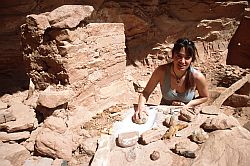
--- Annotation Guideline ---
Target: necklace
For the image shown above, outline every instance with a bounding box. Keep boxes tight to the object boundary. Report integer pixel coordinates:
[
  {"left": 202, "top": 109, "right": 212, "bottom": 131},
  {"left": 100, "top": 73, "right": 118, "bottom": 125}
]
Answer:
[{"left": 172, "top": 66, "right": 187, "bottom": 87}]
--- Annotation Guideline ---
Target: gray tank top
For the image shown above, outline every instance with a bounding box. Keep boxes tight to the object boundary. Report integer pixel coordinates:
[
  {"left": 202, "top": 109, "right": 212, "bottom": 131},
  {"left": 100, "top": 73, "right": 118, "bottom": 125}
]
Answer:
[{"left": 161, "top": 63, "right": 196, "bottom": 104}]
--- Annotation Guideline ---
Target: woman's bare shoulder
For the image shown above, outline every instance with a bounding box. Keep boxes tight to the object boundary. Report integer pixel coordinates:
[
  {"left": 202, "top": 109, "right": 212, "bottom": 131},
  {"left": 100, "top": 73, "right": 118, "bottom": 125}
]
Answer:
[
  {"left": 192, "top": 67, "right": 206, "bottom": 82},
  {"left": 157, "top": 63, "right": 170, "bottom": 72},
  {"left": 152, "top": 64, "right": 170, "bottom": 81}
]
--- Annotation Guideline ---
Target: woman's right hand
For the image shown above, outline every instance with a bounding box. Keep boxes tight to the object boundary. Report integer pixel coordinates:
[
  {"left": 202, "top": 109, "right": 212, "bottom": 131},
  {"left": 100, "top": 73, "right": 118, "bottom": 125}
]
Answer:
[{"left": 132, "top": 105, "right": 147, "bottom": 122}]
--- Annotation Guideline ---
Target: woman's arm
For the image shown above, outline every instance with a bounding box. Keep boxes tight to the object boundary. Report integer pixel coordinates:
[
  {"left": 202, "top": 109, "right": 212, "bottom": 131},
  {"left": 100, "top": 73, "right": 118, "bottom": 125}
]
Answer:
[
  {"left": 133, "top": 66, "right": 162, "bottom": 120},
  {"left": 186, "top": 71, "right": 209, "bottom": 107}
]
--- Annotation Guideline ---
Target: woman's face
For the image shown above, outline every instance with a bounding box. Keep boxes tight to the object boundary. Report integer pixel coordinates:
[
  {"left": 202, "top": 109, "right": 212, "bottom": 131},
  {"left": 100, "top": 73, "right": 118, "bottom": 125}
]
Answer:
[{"left": 173, "top": 47, "right": 193, "bottom": 71}]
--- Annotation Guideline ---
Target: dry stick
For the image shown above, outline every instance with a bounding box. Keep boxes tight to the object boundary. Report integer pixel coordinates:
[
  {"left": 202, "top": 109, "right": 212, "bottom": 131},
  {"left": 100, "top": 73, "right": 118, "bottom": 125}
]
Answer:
[{"left": 212, "top": 74, "right": 250, "bottom": 108}]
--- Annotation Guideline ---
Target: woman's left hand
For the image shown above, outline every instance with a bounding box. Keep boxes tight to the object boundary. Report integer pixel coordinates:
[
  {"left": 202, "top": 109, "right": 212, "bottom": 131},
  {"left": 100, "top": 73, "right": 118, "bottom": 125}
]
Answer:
[{"left": 172, "top": 101, "right": 185, "bottom": 106}]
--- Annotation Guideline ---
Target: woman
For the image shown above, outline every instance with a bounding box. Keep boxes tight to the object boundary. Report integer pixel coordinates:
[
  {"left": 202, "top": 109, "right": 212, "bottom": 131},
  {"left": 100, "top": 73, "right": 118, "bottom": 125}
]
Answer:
[{"left": 133, "top": 38, "right": 209, "bottom": 121}]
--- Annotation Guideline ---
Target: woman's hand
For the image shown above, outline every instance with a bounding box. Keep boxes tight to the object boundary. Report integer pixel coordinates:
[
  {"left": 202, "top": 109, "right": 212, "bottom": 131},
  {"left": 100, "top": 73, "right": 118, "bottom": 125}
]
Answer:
[
  {"left": 132, "top": 105, "right": 148, "bottom": 122},
  {"left": 172, "top": 101, "right": 186, "bottom": 106}
]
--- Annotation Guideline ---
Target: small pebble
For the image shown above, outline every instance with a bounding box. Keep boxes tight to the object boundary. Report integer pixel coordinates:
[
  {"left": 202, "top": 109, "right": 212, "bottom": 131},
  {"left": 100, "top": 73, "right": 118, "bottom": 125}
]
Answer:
[{"left": 150, "top": 151, "right": 160, "bottom": 161}]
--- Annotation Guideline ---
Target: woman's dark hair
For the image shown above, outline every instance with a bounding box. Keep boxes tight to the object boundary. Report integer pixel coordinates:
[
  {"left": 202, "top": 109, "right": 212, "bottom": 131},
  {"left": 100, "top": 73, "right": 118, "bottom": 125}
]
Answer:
[
  {"left": 172, "top": 38, "right": 198, "bottom": 62},
  {"left": 172, "top": 38, "right": 198, "bottom": 90}
]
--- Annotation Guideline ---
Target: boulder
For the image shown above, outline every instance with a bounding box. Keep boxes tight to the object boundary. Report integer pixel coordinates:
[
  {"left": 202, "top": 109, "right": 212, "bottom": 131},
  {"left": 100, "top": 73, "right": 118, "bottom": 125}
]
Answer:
[
  {"left": 0, "top": 143, "right": 30, "bottom": 166},
  {"left": 43, "top": 116, "right": 67, "bottom": 134},
  {"left": 0, "top": 103, "right": 37, "bottom": 132},
  {"left": 48, "top": 5, "right": 94, "bottom": 28},
  {"left": 37, "top": 86, "right": 74, "bottom": 109},
  {"left": 26, "top": 14, "right": 50, "bottom": 34},
  {"left": 192, "top": 127, "right": 250, "bottom": 166},
  {"left": 224, "top": 94, "right": 250, "bottom": 107},
  {"left": 35, "top": 128, "right": 73, "bottom": 161}
]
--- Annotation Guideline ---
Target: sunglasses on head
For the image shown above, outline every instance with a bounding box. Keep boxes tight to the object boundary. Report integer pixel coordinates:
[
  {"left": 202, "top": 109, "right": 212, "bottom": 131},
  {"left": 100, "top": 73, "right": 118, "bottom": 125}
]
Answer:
[{"left": 176, "top": 38, "right": 194, "bottom": 46}]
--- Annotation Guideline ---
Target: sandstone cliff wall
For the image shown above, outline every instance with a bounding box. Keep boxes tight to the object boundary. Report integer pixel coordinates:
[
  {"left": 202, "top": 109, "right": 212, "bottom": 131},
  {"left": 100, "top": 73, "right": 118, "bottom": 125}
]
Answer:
[{"left": 0, "top": 0, "right": 249, "bottom": 93}]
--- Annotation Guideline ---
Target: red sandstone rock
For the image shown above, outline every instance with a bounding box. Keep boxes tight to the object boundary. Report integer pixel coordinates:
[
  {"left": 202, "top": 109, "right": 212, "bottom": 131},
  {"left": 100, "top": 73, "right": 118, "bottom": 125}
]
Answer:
[
  {"left": 35, "top": 128, "right": 73, "bottom": 160},
  {"left": 37, "top": 86, "right": 74, "bottom": 109},
  {"left": 48, "top": 5, "right": 94, "bottom": 29},
  {"left": 140, "top": 129, "right": 165, "bottom": 144},
  {"left": 192, "top": 127, "right": 250, "bottom": 166},
  {"left": 191, "top": 128, "right": 209, "bottom": 144},
  {"left": 0, "top": 143, "right": 30, "bottom": 166},
  {"left": 201, "top": 114, "right": 240, "bottom": 130},
  {"left": 174, "top": 140, "right": 198, "bottom": 158},
  {"left": 179, "top": 108, "right": 196, "bottom": 122},
  {"left": 224, "top": 94, "right": 250, "bottom": 107},
  {"left": 0, "top": 131, "right": 30, "bottom": 142},
  {"left": 0, "top": 103, "right": 37, "bottom": 132},
  {"left": 117, "top": 131, "right": 139, "bottom": 148}
]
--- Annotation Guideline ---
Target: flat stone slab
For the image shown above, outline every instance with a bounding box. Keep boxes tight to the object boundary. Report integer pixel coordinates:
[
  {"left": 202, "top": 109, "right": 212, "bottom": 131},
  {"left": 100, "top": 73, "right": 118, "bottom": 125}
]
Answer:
[{"left": 112, "top": 107, "right": 158, "bottom": 137}]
